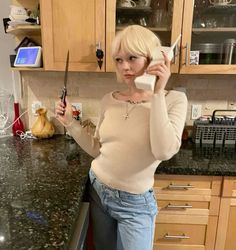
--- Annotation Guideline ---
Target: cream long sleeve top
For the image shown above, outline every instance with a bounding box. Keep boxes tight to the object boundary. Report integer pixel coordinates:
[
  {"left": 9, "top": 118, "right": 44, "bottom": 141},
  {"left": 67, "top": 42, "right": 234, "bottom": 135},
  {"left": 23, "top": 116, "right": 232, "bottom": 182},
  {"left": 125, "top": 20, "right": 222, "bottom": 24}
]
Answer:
[{"left": 66, "top": 90, "right": 188, "bottom": 194}]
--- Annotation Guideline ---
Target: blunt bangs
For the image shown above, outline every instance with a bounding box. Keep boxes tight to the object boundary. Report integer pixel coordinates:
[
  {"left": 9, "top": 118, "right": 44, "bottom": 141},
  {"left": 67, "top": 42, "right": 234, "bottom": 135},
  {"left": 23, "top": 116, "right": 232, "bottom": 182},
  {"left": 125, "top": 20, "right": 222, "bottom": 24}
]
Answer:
[{"left": 112, "top": 25, "right": 161, "bottom": 60}]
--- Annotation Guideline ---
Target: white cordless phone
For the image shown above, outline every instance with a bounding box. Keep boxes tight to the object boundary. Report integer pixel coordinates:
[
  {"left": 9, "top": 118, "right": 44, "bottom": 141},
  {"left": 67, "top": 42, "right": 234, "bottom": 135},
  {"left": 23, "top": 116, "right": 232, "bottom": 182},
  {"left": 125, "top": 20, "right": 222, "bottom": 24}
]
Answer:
[{"left": 134, "top": 35, "right": 181, "bottom": 92}]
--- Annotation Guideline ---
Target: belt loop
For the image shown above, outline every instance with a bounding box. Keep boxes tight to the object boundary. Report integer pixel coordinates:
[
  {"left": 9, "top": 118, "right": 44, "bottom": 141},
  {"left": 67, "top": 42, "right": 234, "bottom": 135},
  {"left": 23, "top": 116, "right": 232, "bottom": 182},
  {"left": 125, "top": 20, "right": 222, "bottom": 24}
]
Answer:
[
  {"left": 116, "top": 190, "right": 120, "bottom": 198},
  {"left": 89, "top": 169, "right": 96, "bottom": 185}
]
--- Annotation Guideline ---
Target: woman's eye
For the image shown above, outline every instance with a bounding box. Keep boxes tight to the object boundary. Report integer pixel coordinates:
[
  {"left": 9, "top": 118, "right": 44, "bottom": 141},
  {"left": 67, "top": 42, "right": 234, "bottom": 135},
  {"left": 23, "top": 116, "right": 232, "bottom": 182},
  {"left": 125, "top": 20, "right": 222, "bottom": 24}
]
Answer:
[
  {"left": 115, "top": 58, "right": 122, "bottom": 63},
  {"left": 129, "top": 56, "right": 137, "bottom": 61}
]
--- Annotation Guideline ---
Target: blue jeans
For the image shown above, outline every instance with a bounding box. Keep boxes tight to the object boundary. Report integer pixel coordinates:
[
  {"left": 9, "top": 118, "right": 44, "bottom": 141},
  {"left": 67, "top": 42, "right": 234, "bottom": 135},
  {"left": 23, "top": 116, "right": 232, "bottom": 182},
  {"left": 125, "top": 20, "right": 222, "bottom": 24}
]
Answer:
[{"left": 89, "top": 169, "right": 158, "bottom": 250}]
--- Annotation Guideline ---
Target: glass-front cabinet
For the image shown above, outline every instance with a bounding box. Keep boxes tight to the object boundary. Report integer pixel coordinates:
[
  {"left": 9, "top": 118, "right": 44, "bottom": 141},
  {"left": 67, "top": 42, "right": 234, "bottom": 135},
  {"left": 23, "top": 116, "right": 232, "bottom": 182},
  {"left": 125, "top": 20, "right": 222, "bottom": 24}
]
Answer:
[
  {"left": 181, "top": 0, "right": 236, "bottom": 74},
  {"left": 106, "top": 0, "right": 184, "bottom": 72},
  {"left": 106, "top": 0, "right": 236, "bottom": 74}
]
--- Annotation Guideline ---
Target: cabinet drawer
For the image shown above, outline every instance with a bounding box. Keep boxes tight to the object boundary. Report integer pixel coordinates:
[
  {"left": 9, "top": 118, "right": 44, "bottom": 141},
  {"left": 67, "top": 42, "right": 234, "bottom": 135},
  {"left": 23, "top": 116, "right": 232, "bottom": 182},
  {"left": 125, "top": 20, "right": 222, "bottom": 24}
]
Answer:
[
  {"left": 157, "top": 200, "right": 208, "bottom": 216},
  {"left": 154, "top": 175, "right": 222, "bottom": 196},
  {"left": 154, "top": 223, "right": 206, "bottom": 245},
  {"left": 153, "top": 243, "right": 204, "bottom": 250},
  {"left": 154, "top": 216, "right": 218, "bottom": 250},
  {"left": 156, "top": 196, "right": 220, "bottom": 216}
]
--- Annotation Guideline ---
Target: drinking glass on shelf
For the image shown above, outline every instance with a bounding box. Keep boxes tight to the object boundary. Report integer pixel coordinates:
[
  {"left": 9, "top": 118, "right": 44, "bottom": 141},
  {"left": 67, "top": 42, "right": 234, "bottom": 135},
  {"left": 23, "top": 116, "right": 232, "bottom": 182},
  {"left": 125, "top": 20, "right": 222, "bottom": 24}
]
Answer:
[
  {"left": 152, "top": 9, "right": 164, "bottom": 27},
  {"left": 139, "top": 17, "right": 148, "bottom": 26}
]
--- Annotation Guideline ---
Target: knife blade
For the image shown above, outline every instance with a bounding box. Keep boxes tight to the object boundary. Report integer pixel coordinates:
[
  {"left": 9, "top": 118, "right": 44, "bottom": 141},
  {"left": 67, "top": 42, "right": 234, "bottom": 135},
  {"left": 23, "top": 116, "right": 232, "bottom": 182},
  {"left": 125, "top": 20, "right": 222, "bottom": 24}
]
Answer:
[{"left": 61, "top": 50, "right": 70, "bottom": 107}]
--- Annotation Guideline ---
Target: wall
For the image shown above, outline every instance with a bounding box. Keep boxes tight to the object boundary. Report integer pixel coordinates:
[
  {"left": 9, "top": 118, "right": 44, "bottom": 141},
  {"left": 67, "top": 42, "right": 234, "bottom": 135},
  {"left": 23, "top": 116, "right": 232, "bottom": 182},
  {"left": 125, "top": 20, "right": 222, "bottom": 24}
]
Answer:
[
  {"left": 0, "top": 0, "right": 22, "bottom": 134},
  {"left": 21, "top": 71, "right": 236, "bottom": 134},
  {"left": 0, "top": 0, "right": 16, "bottom": 92}
]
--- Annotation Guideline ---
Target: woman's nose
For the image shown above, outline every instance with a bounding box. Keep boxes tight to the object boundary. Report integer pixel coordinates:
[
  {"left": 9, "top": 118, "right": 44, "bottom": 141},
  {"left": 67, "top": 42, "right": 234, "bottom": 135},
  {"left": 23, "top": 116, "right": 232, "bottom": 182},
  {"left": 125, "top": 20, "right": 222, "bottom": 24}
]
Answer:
[{"left": 122, "top": 60, "right": 131, "bottom": 70}]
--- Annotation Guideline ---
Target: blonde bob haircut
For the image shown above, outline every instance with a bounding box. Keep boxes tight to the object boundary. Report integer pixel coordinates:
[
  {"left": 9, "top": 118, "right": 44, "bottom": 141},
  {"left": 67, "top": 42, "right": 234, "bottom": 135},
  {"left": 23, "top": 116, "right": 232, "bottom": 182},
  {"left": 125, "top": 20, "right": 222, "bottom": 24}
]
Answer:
[{"left": 111, "top": 25, "right": 161, "bottom": 82}]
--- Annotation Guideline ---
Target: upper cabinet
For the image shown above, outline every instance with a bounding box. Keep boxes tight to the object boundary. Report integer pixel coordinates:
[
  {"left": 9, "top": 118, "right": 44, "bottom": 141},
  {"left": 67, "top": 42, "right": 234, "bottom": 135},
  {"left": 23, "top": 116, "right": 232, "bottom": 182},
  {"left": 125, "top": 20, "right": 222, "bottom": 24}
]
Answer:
[
  {"left": 7, "top": 0, "right": 236, "bottom": 73},
  {"left": 106, "top": 0, "right": 184, "bottom": 73},
  {"left": 180, "top": 0, "right": 236, "bottom": 74},
  {"left": 40, "top": 0, "right": 105, "bottom": 72}
]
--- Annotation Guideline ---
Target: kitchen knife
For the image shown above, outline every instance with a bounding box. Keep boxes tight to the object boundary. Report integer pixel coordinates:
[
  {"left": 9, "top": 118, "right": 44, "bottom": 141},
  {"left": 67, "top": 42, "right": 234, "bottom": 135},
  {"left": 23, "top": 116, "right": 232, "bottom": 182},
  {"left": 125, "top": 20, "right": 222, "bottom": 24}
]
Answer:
[{"left": 61, "top": 50, "right": 70, "bottom": 108}]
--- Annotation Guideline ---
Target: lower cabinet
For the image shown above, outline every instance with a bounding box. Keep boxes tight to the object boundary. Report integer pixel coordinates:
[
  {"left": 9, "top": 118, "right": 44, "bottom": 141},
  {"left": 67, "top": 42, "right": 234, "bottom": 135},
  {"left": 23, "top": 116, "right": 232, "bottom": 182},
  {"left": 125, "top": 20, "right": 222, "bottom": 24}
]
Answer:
[
  {"left": 153, "top": 175, "right": 222, "bottom": 250},
  {"left": 215, "top": 177, "right": 236, "bottom": 250}
]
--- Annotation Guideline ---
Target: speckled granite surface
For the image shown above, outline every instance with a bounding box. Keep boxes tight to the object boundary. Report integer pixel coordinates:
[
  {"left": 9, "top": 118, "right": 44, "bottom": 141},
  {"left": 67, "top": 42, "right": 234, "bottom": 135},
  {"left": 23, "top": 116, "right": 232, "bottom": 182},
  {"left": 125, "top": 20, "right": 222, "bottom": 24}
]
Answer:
[
  {"left": 157, "top": 140, "right": 236, "bottom": 176},
  {"left": 0, "top": 136, "right": 236, "bottom": 249},
  {"left": 0, "top": 135, "right": 93, "bottom": 250}
]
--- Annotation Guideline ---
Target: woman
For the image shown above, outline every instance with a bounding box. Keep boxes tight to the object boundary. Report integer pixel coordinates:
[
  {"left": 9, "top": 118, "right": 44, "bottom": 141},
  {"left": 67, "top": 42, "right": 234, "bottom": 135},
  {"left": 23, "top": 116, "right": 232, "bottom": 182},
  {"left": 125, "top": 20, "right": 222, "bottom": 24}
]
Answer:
[{"left": 56, "top": 25, "right": 187, "bottom": 250}]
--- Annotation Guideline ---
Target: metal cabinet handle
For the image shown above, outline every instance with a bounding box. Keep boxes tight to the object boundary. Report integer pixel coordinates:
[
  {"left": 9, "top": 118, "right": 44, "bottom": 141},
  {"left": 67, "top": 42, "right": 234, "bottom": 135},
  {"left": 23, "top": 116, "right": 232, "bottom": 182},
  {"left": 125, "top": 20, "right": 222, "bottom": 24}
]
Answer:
[
  {"left": 167, "top": 183, "right": 194, "bottom": 190},
  {"left": 164, "top": 233, "right": 190, "bottom": 240},
  {"left": 96, "top": 42, "right": 104, "bottom": 69},
  {"left": 173, "top": 45, "right": 180, "bottom": 65},
  {"left": 166, "top": 203, "right": 193, "bottom": 209},
  {"left": 183, "top": 42, "right": 189, "bottom": 65}
]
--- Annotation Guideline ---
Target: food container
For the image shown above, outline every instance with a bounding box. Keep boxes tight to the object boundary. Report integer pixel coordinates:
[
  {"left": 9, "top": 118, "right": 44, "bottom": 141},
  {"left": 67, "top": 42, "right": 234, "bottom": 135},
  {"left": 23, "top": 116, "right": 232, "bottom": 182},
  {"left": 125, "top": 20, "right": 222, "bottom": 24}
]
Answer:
[
  {"left": 222, "top": 39, "right": 236, "bottom": 64},
  {"left": 191, "top": 43, "right": 223, "bottom": 64}
]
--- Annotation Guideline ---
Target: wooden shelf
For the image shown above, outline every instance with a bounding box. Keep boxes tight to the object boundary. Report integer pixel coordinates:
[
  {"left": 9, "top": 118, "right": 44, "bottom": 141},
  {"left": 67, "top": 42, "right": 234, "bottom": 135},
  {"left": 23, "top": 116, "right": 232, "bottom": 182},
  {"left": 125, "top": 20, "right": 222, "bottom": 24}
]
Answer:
[
  {"left": 193, "top": 27, "right": 236, "bottom": 32},
  {"left": 116, "top": 26, "right": 170, "bottom": 32},
  {"left": 149, "top": 27, "right": 171, "bottom": 32},
  {"left": 6, "top": 25, "right": 41, "bottom": 35},
  {"left": 116, "top": 6, "right": 152, "bottom": 12},
  {"left": 11, "top": 67, "right": 44, "bottom": 71}
]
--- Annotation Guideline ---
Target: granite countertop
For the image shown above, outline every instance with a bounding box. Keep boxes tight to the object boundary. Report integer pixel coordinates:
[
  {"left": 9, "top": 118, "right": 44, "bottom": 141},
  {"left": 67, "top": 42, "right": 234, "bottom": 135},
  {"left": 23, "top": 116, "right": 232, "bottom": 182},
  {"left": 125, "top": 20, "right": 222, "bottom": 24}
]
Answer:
[
  {"left": 0, "top": 135, "right": 236, "bottom": 249},
  {"left": 157, "top": 140, "right": 236, "bottom": 176},
  {"left": 0, "top": 135, "right": 93, "bottom": 250}
]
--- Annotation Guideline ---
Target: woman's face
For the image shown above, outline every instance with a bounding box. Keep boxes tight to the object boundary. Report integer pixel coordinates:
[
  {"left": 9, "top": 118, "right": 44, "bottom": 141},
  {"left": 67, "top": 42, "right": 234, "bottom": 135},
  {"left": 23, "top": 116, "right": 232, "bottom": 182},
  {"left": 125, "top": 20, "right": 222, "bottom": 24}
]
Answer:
[{"left": 114, "top": 50, "right": 148, "bottom": 86}]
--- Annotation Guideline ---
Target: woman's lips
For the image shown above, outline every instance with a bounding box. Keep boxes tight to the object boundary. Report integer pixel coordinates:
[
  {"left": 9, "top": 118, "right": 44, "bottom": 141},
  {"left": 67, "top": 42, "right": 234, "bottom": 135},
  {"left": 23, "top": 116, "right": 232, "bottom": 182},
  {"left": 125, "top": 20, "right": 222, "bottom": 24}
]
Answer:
[{"left": 124, "top": 74, "right": 135, "bottom": 79}]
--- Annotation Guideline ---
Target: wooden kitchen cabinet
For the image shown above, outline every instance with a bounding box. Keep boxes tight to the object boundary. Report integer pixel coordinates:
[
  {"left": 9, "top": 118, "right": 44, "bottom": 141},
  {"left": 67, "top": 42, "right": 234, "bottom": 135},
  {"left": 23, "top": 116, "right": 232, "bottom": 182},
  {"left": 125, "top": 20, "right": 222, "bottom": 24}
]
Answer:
[
  {"left": 215, "top": 177, "right": 236, "bottom": 250},
  {"left": 180, "top": 0, "right": 236, "bottom": 74},
  {"left": 8, "top": 0, "right": 105, "bottom": 72},
  {"left": 154, "top": 174, "right": 222, "bottom": 250},
  {"left": 108, "top": 0, "right": 236, "bottom": 74},
  {"left": 106, "top": 0, "right": 184, "bottom": 73},
  {"left": 9, "top": 0, "right": 236, "bottom": 74},
  {"left": 40, "top": 0, "right": 105, "bottom": 71}
]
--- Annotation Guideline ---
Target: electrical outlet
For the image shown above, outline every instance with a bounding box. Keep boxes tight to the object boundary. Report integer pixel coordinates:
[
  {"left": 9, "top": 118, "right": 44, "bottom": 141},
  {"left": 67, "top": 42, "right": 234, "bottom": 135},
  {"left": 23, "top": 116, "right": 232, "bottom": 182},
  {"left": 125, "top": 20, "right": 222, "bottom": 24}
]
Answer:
[
  {"left": 191, "top": 104, "right": 202, "bottom": 120},
  {"left": 228, "top": 101, "right": 236, "bottom": 110},
  {"left": 31, "top": 101, "right": 42, "bottom": 115},
  {"left": 72, "top": 103, "right": 82, "bottom": 119}
]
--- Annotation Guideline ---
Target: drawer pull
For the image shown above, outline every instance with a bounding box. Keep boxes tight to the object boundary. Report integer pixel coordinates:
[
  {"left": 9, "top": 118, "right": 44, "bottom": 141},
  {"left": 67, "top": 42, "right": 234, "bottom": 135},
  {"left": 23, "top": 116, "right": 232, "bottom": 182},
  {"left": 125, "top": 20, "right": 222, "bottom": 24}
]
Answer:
[
  {"left": 164, "top": 233, "right": 190, "bottom": 240},
  {"left": 167, "top": 183, "right": 194, "bottom": 190},
  {"left": 166, "top": 203, "right": 193, "bottom": 209}
]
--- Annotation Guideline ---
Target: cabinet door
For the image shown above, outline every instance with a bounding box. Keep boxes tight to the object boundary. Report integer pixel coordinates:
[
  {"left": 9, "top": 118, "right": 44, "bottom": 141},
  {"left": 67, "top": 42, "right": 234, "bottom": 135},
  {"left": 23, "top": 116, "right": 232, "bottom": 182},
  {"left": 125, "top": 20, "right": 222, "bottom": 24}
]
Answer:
[
  {"left": 222, "top": 177, "right": 236, "bottom": 197},
  {"left": 215, "top": 198, "right": 236, "bottom": 250},
  {"left": 40, "top": 0, "right": 105, "bottom": 71},
  {"left": 106, "top": 0, "right": 184, "bottom": 73},
  {"left": 180, "top": 0, "right": 236, "bottom": 74}
]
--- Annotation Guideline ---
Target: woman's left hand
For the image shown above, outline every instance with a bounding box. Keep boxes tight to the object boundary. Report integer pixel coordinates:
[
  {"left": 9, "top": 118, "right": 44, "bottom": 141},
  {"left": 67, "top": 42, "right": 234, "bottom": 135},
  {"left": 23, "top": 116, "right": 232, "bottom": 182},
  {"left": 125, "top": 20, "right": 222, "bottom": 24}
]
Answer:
[{"left": 146, "top": 51, "right": 171, "bottom": 93}]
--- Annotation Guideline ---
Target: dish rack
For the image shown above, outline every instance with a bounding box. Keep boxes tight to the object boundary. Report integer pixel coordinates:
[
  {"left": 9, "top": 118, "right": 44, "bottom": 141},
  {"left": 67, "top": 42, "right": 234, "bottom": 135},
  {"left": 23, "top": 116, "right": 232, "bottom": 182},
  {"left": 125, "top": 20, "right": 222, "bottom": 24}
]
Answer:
[{"left": 192, "top": 110, "right": 236, "bottom": 145}]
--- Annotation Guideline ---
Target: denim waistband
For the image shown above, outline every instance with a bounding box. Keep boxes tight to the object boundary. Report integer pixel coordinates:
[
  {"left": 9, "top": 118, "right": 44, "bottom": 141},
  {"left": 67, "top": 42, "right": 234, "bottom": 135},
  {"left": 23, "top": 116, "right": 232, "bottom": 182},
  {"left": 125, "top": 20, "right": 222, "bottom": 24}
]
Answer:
[
  {"left": 89, "top": 168, "right": 153, "bottom": 198},
  {"left": 89, "top": 168, "right": 97, "bottom": 185}
]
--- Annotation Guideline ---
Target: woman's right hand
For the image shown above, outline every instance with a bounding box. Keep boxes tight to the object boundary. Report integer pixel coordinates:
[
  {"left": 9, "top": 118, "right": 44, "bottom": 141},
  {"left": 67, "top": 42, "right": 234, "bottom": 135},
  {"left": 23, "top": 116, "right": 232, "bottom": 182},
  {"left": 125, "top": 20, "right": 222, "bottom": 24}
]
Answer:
[{"left": 55, "top": 97, "right": 74, "bottom": 127}]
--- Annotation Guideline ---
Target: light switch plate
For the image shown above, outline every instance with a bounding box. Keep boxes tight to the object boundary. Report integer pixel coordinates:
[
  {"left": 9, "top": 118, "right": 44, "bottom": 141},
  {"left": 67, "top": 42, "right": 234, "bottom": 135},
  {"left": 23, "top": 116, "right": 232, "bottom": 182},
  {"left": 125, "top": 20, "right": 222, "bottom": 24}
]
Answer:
[
  {"left": 191, "top": 104, "right": 202, "bottom": 120},
  {"left": 31, "top": 101, "right": 42, "bottom": 115}
]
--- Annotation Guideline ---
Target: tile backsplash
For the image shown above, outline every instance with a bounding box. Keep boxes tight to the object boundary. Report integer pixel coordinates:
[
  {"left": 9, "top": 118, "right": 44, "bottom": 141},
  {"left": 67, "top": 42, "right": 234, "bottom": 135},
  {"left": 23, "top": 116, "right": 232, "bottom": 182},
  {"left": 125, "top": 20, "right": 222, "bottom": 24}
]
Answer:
[{"left": 20, "top": 71, "right": 236, "bottom": 134}]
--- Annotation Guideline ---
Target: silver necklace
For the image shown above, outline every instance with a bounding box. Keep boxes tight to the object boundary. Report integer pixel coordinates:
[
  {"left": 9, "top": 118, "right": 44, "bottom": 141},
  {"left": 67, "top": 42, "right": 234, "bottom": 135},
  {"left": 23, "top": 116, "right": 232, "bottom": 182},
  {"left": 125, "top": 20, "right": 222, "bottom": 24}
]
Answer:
[
  {"left": 123, "top": 100, "right": 146, "bottom": 120},
  {"left": 124, "top": 102, "right": 137, "bottom": 120}
]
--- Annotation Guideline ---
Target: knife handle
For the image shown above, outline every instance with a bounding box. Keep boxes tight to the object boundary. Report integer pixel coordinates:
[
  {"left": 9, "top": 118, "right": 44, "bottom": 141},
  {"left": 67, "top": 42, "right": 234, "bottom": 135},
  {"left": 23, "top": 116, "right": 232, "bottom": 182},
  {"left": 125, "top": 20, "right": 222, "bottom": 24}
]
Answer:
[{"left": 61, "top": 86, "right": 67, "bottom": 107}]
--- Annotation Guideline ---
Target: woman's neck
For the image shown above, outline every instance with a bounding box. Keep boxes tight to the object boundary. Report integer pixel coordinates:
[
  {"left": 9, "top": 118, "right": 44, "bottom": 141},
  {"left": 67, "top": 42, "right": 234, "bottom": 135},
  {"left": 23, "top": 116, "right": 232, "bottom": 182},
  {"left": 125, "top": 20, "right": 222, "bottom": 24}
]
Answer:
[{"left": 116, "top": 88, "right": 152, "bottom": 102}]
